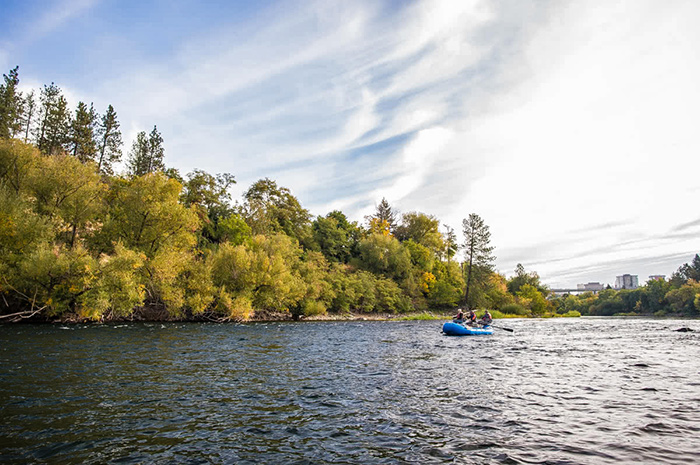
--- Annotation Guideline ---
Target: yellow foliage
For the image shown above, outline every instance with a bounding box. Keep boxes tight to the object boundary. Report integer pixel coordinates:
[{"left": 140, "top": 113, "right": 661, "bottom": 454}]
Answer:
[
  {"left": 368, "top": 218, "right": 393, "bottom": 237},
  {"left": 420, "top": 271, "right": 436, "bottom": 294}
]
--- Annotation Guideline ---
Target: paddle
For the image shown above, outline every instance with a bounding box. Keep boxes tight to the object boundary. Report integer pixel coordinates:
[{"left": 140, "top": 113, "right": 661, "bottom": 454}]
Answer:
[{"left": 490, "top": 325, "right": 514, "bottom": 332}]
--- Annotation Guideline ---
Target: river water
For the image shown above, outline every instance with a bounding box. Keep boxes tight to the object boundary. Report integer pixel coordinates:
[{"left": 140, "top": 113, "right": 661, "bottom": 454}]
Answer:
[{"left": 1, "top": 318, "right": 699, "bottom": 464}]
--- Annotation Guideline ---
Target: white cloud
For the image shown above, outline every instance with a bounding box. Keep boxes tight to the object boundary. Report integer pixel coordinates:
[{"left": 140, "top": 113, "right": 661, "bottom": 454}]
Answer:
[
  {"left": 25, "top": 0, "right": 99, "bottom": 43},
  {"left": 10, "top": 0, "right": 699, "bottom": 287}
]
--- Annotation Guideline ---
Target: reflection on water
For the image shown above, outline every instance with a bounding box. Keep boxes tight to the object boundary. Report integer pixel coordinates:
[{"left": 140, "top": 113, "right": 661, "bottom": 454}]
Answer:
[{"left": 1, "top": 318, "right": 699, "bottom": 464}]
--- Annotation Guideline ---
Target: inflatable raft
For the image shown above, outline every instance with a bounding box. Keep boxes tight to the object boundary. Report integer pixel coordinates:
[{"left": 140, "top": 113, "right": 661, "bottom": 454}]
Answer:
[{"left": 442, "top": 321, "right": 493, "bottom": 336}]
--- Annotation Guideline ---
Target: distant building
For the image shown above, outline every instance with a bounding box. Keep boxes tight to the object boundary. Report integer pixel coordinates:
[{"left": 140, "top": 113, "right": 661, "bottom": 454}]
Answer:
[
  {"left": 577, "top": 282, "right": 604, "bottom": 291},
  {"left": 648, "top": 275, "right": 666, "bottom": 281},
  {"left": 615, "top": 274, "right": 639, "bottom": 290}
]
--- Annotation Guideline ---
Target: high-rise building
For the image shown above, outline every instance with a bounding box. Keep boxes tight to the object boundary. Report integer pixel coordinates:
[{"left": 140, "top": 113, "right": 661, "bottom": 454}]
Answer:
[
  {"left": 615, "top": 274, "right": 638, "bottom": 289},
  {"left": 648, "top": 275, "right": 666, "bottom": 281}
]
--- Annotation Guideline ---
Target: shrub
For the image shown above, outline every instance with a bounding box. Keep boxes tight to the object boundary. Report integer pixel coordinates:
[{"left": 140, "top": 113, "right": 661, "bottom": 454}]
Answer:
[{"left": 501, "top": 303, "right": 528, "bottom": 315}]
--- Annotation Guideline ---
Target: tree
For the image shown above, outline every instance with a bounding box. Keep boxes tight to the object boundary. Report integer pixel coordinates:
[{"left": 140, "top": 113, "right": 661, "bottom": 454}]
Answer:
[
  {"left": 366, "top": 197, "right": 398, "bottom": 235},
  {"left": 671, "top": 254, "right": 700, "bottom": 286},
  {"left": 94, "top": 173, "right": 199, "bottom": 257},
  {"left": 357, "top": 233, "right": 412, "bottom": 282},
  {"left": 507, "top": 263, "right": 548, "bottom": 295},
  {"left": 312, "top": 210, "right": 361, "bottom": 263},
  {"left": 443, "top": 224, "right": 458, "bottom": 263},
  {"left": 35, "top": 83, "right": 71, "bottom": 155},
  {"left": 95, "top": 105, "right": 123, "bottom": 175},
  {"left": 29, "top": 154, "right": 106, "bottom": 248},
  {"left": 242, "top": 178, "right": 312, "bottom": 246},
  {"left": 70, "top": 102, "right": 97, "bottom": 163},
  {"left": 127, "top": 125, "right": 165, "bottom": 176},
  {"left": 182, "top": 169, "right": 236, "bottom": 245},
  {"left": 395, "top": 212, "right": 444, "bottom": 253},
  {"left": 0, "top": 138, "right": 39, "bottom": 195},
  {"left": 0, "top": 66, "right": 23, "bottom": 138},
  {"left": 462, "top": 213, "right": 495, "bottom": 309},
  {"left": 22, "top": 91, "right": 36, "bottom": 143}
]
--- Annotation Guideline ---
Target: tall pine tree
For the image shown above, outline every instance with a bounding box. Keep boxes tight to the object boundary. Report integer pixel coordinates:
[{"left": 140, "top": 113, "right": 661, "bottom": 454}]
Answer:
[
  {"left": 95, "top": 104, "right": 122, "bottom": 175},
  {"left": 127, "top": 125, "right": 164, "bottom": 176},
  {"left": 70, "top": 101, "right": 97, "bottom": 162},
  {"left": 35, "top": 83, "right": 71, "bottom": 155},
  {"left": 462, "top": 213, "right": 495, "bottom": 309},
  {"left": 22, "top": 90, "right": 36, "bottom": 143},
  {"left": 0, "top": 66, "right": 23, "bottom": 138}
]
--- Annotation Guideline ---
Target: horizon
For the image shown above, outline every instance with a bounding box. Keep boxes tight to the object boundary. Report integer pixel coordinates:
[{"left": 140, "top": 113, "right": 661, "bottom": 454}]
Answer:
[{"left": 2, "top": 0, "right": 698, "bottom": 288}]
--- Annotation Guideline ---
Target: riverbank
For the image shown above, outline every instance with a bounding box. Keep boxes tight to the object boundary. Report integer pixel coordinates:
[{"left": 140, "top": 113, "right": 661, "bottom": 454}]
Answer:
[{"left": 2, "top": 306, "right": 588, "bottom": 324}]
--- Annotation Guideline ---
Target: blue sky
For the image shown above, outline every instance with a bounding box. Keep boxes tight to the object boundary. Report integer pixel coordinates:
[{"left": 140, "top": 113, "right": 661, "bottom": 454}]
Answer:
[{"left": 2, "top": 0, "right": 699, "bottom": 287}]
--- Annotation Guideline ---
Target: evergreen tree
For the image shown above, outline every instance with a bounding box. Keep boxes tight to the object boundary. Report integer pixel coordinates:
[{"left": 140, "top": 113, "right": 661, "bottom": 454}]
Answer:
[
  {"left": 375, "top": 197, "right": 398, "bottom": 229},
  {"left": 95, "top": 104, "right": 122, "bottom": 175},
  {"left": 127, "top": 125, "right": 164, "bottom": 176},
  {"left": 462, "top": 213, "right": 495, "bottom": 309},
  {"left": 22, "top": 91, "right": 36, "bottom": 143},
  {"left": 70, "top": 102, "right": 97, "bottom": 163},
  {"left": 35, "top": 83, "right": 70, "bottom": 155},
  {"left": 443, "top": 224, "right": 458, "bottom": 263},
  {"left": 0, "top": 66, "right": 23, "bottom": 138}
]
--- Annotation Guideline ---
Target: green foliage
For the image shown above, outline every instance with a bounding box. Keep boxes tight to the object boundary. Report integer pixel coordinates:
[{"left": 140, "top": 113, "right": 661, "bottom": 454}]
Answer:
[
  {"left": 483, "top": 273, "right": 515, "bottom": 310},
  {"left": 29, "top": 154, "right": 106, "bottom": 247},
  {"left": 665, "top": 281, "right": 700, "bottom": 315},
  {"left": 13, "top": 243, "right": 96, "bottom": 316},
  {"left": 242, "top": 178, "right": 312, "bottom": 246},
  {"left": 395, "top": 212, "right": 444, "bottom": 254},
  {"left": 35, "top": 83, "right": 71, "bottom": 155},
  {"left": 182, "top": 169, "right": 237, "bottom": 246},
  {"left": 211, "top": 234, "right": 305, "bottom": 314},
  {"left": 366, "top": 197, "right": 398, "bottom": 234},
  {"left": 95, "top": 105, "right": 123, "bottom": 175},
  {"left": 404, "top": 239, "right": 432, "bottom": 271},
  {"left": 357, "top": 233, "right": 412, "bottom": 281},
  {"left": 80, "top": 243, "right": 145, "bottom": 319},
  {"left": 127, "top": 126, "right": 165, "bottom": 176},
  {"left": 500, "top": 303, "right": 528, "bottom": 315},
  {"left": 95, "top": 173, "right": 199, "bottom": 257},
  {"left": 0, "top": 138, "right": 39, "bottom": 194},
  {"left": 0, "top": 183, "right": 51, "bottom": 266},
  {"left": 516, "top": 284, "right": 549, "bottom": 315},
  {"left": 399, "top": 312, "right": 441, "bottom": 320},
  {"left": 69, "top": 102, "right": 97, "bottom": 162},
  {"left": 426, "top": 261, "right": 464, "bottom": 308},
  {"left": 462, "top": 213, "right": 495, "bottom": 309},
  {"left": 0, "top": 66, "right": 23, "bottom": 138},
  {"left": 217, "top": 214, "right": 252, "bottom": 246},
  {"left": 312, "top": 210, "right": 361, "bottom": 263},
  {"left": 507, "top": 263, "right": 548, "bottom": 295}
]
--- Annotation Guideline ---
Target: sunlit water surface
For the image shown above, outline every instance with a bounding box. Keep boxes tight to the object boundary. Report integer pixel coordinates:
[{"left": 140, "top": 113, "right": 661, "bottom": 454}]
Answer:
[{"left": 1, "top": 318, "right": 699, "bottom": 464}]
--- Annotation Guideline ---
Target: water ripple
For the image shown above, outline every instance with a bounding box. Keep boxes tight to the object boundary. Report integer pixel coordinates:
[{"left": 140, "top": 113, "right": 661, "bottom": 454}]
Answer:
[{"left": 1, "top": 318, "right": 699, "bottom": 464}]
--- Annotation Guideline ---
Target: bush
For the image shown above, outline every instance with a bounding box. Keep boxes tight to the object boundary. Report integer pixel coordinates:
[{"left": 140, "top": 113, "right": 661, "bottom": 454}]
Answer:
[{"left": 501, "top": 303, "right": 528, "bottom": 315}]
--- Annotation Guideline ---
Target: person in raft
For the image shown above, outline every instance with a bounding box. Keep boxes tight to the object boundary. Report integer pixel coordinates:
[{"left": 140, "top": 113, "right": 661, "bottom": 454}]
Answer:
[
  {"left": 479, "top": 310, "right": 493, "bottom": 326},
  {"left": 466, "top": 310, "right": 477, "bottom": 326},
  {"left": 453, "top": 310, "right": 464, "bottom": 323}
]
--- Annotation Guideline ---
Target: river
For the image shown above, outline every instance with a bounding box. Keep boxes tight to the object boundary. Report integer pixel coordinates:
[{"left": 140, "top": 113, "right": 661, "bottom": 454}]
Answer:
[{"left": 1, "top": 318, "right": 699, "bottom": 464}]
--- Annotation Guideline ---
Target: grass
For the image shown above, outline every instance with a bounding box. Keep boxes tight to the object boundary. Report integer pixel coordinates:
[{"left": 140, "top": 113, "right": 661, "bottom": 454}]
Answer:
[{"left": 398, "top": 312, "right": 444, "bottom": 321}]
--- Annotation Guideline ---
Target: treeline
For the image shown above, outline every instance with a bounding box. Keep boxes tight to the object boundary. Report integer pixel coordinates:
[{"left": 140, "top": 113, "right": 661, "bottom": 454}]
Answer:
[
  {"left": 552, "top": 256, "right": 700, "bottom": 317},
  {"left": 1, "top": 67, "right": 696, "bottom": 321},
  {"left": 1, "top": 66, "right": 565, "bottom": 322}
]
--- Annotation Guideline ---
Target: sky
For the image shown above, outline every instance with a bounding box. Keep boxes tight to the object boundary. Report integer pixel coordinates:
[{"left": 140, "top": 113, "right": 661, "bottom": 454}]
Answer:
[{"left": 1, "top": 0, "right": 699, "bottom": 288}]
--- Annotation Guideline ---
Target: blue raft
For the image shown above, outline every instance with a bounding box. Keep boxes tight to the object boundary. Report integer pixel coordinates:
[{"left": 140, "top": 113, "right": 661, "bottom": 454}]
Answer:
[{"left": 442, "top": 321, "right": 493, "bottom": 336}]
